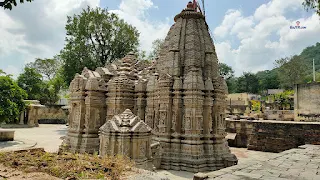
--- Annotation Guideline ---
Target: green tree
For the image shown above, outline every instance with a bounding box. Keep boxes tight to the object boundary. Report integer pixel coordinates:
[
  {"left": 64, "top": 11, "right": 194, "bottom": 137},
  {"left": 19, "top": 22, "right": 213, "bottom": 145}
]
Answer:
[
  {"left": 219, "top": 63, "right": 236, "bottom": 93},
  {"left": 0, "top": 75, "right": 27, "bottom": 123},
  {"left": 303, "top": 0, "right": 320, "bottom": 16},
  {"left": 226, "top": 77, "right": 238, "bottom": 94},
  {"left": 0, "top": 69, "right": 5, "bottom": 75},
  {"left": 26, "top": 57, "right": 61, "bottom": 80},
  {"left": 219, "top": 63, "right": 234, "bottom": 80},
  {"left": 273, "top": 90, "right": 294, "bottom": 110},
  {"left": 47, "top": 68, "right": 67, "bottom": 104},
  {"left": 17, "top": 67, "right": 46, "bottom": 102},
  {"left": 236, "top": 72, "right": 259, "bottom": 94},
  {"left": 148, "top": 39, "right": 164, "bottom": 60},
  {"left": 299, "top": 42, "right": 320, "bottom": 71},
  {"left": 256, "top": 70, "right": 280, "bottom": 91},
  {"left": 60, "top": 6, "right": 140, "bottom": 85},
  {"left": 0, "top": 0, "right": 32, "bottom": 10},
  {"left": 275, "top": 56, "right": 310, "bottom": 89}
]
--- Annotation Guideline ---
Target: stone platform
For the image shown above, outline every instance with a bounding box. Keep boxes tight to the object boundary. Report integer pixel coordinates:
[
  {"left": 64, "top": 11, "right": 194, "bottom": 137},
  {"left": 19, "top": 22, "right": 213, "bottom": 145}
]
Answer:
[
  {"left": 0, "top": 129, "right": 14, "bottom": 141},
  {"left": 129, "top": 145, "right": 320, "bottom": 180},
  {"left": 0, "top": 125, "right": 319, "bottom": 180},
  {"left": 226, "top": 119, "right": 320, "bottom": 152}
]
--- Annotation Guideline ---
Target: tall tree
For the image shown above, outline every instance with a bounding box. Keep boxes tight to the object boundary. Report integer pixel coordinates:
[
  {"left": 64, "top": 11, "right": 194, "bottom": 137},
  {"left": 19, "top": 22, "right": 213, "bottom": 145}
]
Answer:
[
  {"left": 236, "top": 72, "right": 259, "bottom": 94},
  {"left": 17, "top": 67, "right": 45, "bottom": 102},
  {"left": 275, "top": 56, "right": 310, "bottom": 89},
  {"left": 26, "top": 57, "right": 61, "bottom": 80},
  {"left": 303, "top": 0, "right": 320, "bottom": 16},
  {"left": 256, "top": 70, "right": 280, "bottom": 91},
  {"left": 0, "top": 0, "right": 32, "bottom": 10},
  {"left": 60, "top": 6, "right": 140, "bottom": 85},
  {"left": 219, "top": 63, "right": 236, "bottom": 93},
  {"left": 0, "top": 74, "right": 27, "bottom": 123},
  {"left": 148, "top": 39, "right": 164, "bottom": 60},
  {"left": 219, "top": 63, "right": 235, "bottom": 80}
]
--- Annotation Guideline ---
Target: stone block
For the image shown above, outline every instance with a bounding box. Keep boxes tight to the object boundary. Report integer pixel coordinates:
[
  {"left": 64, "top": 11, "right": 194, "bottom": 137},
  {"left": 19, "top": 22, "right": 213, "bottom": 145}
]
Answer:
[
  {"left": 193, "top": 173, "right": 208, "bottom": 180},
  {"left": 0, "top": 130, "right": 14, "bottom": 141}
]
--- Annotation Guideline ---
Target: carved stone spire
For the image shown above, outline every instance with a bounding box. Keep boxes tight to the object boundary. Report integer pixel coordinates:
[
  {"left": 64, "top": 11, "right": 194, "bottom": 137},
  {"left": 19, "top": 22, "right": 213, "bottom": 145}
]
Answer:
[{"left": 147, "top": 1, "right": 237, "bottom": 172}]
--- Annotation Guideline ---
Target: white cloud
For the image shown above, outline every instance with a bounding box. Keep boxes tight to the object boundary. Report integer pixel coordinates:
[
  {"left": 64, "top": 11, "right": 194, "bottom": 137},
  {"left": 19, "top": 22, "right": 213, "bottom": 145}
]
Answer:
[
  {"left": 3, "top": 65, "right": 20, "bottom": 79},
  {"left": 214, "top": 10, "right": 242, "bottom": 38},
  {"left": 110, "top": 0, "right": 170, "bottom": 53},
  {"left": 214, "top": 0, "right": 320, "bottom": 76},
  {"left": 0, "top": 0, "right": 170, "bottom": 78},
  {"left": 0, "top": 0, "right": 100, "bottom": 77},
  {"left": 254, "top": 0, "right": 303, "bottom": 21},
  {"left": 119, "top": 0, "right": 154, "bottom": 17}
]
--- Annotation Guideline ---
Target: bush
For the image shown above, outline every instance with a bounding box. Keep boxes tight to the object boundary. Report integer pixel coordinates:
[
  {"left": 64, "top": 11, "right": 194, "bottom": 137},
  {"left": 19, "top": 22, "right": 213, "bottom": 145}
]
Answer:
[{"left": 0, "top": 75, "right": 27, "bottom": 123}]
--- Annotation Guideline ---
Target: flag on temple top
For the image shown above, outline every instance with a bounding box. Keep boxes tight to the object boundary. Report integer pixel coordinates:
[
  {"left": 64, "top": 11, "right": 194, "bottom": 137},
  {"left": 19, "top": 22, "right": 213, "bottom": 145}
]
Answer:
[{"left": 193, "top": 0, "right": 198, "bottom": 11}]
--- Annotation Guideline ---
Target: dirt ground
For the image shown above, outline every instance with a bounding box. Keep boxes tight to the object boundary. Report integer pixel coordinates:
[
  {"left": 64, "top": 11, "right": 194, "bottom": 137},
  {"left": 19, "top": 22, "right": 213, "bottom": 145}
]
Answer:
[{"left": 0, "top": 163, "right": 59, "bottom": 180}]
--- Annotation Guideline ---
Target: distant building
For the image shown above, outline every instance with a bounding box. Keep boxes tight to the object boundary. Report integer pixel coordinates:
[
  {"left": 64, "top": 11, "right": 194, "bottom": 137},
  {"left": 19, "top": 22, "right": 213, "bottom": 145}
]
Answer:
[
  {"left": 266, "top": 89, "right": 284, "bottom": 95},
  {"left": 226, "top": 93, "right": 261, "bottom": 115}
]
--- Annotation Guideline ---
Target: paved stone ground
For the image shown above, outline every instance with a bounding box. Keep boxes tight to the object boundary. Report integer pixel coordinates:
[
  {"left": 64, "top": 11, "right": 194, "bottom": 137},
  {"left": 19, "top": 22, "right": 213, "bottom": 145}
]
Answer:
[
  {"left": 0, "top": 124, "right": 67, "bottom": 153},
  {"left": 1, "top": 125, "right": 319, "bottom": 180},
  {"left": 206, "top": 145, "right": 320, "bottom": 180}
]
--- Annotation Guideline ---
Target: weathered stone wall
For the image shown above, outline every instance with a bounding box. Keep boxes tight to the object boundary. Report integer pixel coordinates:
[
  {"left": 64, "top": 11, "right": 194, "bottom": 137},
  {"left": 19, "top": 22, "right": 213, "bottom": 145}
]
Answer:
[
  {"left": 226, "top": 119, "right": 320, "bottom": 152},
  {"left": 37, "top": 105, "right": 67, "bottom": 124},
  {"left": 263, "top": 110, "right": 294, "bottom": 121},
  {"left": 294, "top": 82, "right": 320, "bottom": 122},
  {"left": 226, "top": 120, "right": 253, "bottom": 147}
]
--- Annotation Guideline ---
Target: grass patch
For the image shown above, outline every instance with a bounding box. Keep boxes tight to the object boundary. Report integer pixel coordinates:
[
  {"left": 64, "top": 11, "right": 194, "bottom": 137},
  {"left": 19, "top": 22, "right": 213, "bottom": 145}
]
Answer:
[{"left": 0, "top": 148, "right": 134, "bottom": 180}]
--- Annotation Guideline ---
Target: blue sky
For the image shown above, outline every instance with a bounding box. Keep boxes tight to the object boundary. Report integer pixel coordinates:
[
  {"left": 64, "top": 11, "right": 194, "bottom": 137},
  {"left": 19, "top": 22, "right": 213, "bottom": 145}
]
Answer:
[{"left": 0, "top": 0, "right": 319, "bottom": 78}]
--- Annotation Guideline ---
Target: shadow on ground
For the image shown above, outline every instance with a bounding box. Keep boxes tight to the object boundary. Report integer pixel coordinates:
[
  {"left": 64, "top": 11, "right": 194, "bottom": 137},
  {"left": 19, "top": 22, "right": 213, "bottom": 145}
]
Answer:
[
  {"left": 0, "top": 141, "right": 22, "bottom": 149},
  {"left": 55, "top": 128, "right": 68, "bottom": 136}
]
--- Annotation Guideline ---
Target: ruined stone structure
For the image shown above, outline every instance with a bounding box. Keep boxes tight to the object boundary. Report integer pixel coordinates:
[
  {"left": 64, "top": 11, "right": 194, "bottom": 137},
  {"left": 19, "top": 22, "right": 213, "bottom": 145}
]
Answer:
[
  {"left": 99, "top": 109, "right": 152, "bottom": 167},
  {"left": 226, "top": 119, "right": 320, "bottom": 152},
  {"left": 295, "top": 82, "right": 320, "bottom": 122},
  {"left": 64, "top": 1, "right": 237, "bottom": 172},
  {"left": 19, "top": 100, "right": 45, "bottom": 127}
]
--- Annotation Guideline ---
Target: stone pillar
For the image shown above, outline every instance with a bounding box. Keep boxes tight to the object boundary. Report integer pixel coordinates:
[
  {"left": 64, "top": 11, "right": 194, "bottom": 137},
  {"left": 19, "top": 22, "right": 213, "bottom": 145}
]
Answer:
[
  {"left": 135, "top": 79, "right": 147, "bottom": 121},
  {"left": 80, "top": 77, "right": 107, "bottom": 154},
  {"left": 145, "top": 73, "right": 158, "bottom": 130},
  {"left": 65, "top": 74, "right": 87, "bottom": 153},
  {"left": 19, "top": 111, "right": 25, "bottom": 125}
]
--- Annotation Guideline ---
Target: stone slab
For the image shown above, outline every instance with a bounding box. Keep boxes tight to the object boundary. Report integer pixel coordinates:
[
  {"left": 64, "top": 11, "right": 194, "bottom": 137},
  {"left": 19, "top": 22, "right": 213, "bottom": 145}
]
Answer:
[{"left": 0, "top": 129, "right": 14, "bottom": 141}]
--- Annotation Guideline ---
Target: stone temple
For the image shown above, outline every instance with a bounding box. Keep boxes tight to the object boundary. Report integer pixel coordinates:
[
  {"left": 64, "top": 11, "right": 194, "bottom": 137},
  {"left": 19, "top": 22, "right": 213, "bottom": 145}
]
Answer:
[{"left": 63, "top": 1, "right": 237, "bottom": 173}]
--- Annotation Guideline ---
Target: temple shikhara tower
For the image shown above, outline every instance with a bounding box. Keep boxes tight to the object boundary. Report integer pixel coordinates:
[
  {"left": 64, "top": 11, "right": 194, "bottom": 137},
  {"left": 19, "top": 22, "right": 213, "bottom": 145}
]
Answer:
[{"left": 63, "top": 1, "right": 237, "bottom": 173}]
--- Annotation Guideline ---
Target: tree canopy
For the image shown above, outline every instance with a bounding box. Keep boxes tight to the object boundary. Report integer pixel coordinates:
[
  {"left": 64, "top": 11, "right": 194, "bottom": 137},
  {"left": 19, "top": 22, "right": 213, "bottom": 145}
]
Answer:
[
  {"left": 0, "top": 0, "right": 32, "bottom": 10},
  {"left": 16, "top": 66, "right": 65, "bottom": 105},
  {"left": 60, "top": 6, "right": 140, "bottom": 85},
  {"left": 219, "top": 63, "right": 234, "bottom": 80},
  {"left": 17, "top": 67, "right": 45, "bottom": 101},
  {"left": 275, "top": 56, "right": 310, "bottom": 89},
  {"left": 303, "top": 0, "right": 320, "bottom": 16},
  {"left": 236, "top": 72, "right": 259, "bottom": 94},
  {"left": 26, "top": 57, "right": 61, "bottom": 81},
  {"left": 148, "top": 39, "right": 164, "bottom": 60},
  {"left": 0, "top": 74, "right": 27, "bottom": 123}
]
